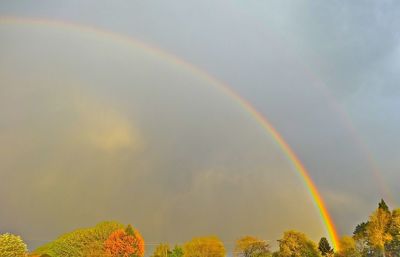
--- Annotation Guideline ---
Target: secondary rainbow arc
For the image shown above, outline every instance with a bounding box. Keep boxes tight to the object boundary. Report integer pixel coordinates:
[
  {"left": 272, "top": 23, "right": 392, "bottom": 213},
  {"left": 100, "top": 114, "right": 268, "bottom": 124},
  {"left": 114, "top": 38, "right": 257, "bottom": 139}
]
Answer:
[{"left": 0, "top": 16, "right": 340, "bottom": 249}]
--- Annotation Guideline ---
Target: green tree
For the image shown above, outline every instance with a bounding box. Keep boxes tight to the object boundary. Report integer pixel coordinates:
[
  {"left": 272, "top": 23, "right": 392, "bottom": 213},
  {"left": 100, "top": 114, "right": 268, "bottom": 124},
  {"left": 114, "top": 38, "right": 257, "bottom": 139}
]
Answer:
[
  {"left": 379, "top": 199, "right": 390, "bottom": 213},
  {"left": 0, "top": 233, "right": 28, "bottom": 257},
  {"left": 170, "top": 246, "right": 184, "bottom": 257},
  {"left": 278, "top": 230, "right": 321, "bottom": 257},
  {"left": 33, "top": 221, "right": 124, "bottom": 257},
  {"left": 334, "top": 236, "right": 361, "bottom": 257},
  {"left": 183, "top": 236, "right": 225, "bottom": 257},
  {"left": 234, "top": 236, "right": 271, "bottom": 257},
  {"left": 353, "top": 222, "right": 370, "bottom": 256},
  {"left": 318, "top": 237, "right": 333, "bottom": 256}
]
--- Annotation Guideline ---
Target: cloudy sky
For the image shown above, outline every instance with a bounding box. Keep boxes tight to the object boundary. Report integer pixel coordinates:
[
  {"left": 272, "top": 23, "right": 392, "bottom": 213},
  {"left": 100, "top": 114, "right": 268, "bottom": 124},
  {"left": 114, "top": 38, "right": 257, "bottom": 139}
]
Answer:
[{"left": 0, "top": 0, "right": 399, "bottom": 252}]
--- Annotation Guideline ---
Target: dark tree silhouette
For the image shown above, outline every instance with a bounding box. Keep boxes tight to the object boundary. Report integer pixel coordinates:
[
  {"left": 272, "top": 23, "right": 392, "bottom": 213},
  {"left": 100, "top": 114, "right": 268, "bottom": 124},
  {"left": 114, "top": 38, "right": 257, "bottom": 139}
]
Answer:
[{"left": 318, "top": 237, "right": 333, "bottom": 256}]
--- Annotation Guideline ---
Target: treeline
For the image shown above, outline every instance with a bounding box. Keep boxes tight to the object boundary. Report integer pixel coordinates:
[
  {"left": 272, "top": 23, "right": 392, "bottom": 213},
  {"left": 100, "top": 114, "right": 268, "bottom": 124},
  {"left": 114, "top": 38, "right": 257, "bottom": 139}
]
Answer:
[{"left": 0, "top": 199, "right": 399, "bottom": 257}]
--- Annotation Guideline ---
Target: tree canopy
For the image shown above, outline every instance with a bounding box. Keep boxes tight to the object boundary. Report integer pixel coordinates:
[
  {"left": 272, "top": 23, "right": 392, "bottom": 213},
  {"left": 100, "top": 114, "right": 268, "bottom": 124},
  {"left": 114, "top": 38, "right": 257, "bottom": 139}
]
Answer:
[
  {"left": 151, "top": 243, "right": 171, "bottom": 257},
  {"left": 2, "top": 199, "right": 399, "bottom": 257},
  {"left": 33, "top": 221, "right": 124, "bottom": 257},
  {"left": 278, "top": 230, "right": 321, "bottom": 257},
  {"left": 183, "top": 236, "right": 225, "bottom": 257},
  {"left": 334, "top": 236, "right": 361, "bottom": 257},
  {"left": 351, "top": 200, "right": 400, "bottom": 257},
  {"left": 0, "top": 233, "right": 27, "bottom": 257},
  {"left": 234, "top": 236, "right": 271, "bottom": 257},
  {"left": 104, "top": 227, "right": 145, "bottom": 257}
]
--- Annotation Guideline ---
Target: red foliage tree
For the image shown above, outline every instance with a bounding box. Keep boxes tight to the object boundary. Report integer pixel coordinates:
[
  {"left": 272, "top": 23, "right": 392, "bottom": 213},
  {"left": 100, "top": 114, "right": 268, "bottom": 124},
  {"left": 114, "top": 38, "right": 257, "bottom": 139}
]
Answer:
[{"left": 104, "top": 227, "right": 145, "bottom": 257}]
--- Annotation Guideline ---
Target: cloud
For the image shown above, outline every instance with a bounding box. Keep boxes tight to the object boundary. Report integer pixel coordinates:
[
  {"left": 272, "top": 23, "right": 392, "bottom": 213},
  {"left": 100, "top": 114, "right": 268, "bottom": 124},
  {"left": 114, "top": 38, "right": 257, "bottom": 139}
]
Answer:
[
  {"left": 323, "top": 189, "right": 373, "bottom": 235},
  {"left": 71, "top": 93, "right": 141, "bottom": 153}
]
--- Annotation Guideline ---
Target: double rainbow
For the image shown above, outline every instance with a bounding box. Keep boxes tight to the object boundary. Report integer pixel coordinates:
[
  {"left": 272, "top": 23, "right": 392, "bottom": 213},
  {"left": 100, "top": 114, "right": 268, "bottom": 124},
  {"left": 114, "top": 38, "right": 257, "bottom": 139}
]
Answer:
[{"left": 0, "top": 16, "right": 339, "bottom": 249}]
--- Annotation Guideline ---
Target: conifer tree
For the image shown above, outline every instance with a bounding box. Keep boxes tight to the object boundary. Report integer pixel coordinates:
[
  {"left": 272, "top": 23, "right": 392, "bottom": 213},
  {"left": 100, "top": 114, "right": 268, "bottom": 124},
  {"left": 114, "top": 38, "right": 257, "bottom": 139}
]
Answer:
[
  {"left": 379, "top": 199, "right": 390, "bottom": 213},
  {"left": 318, "top": 237, "right": 333, "bottom": 256}
]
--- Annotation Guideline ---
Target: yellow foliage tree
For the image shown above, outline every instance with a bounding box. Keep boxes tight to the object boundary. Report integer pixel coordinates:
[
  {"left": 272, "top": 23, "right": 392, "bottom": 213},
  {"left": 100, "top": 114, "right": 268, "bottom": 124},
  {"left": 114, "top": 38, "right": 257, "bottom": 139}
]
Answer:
[
  {"left": 278, "top": 230, "right": 321, "bottom": 257},
  {"left": 334, "top": 236, "right": 360, "bottom": 257},
  {"left": 390, "top": 209, "right": 400, "bottom": 235},
  {"left": 367, "top": 207, "right": 392, "bottom": 256},
  {"left": 183, "top": 236, "right": 225, "bottom": 257},
  {"left": 234, "top": 236, "right": 270, "bottom": 257},
  {"left": 0, "top": 233, "right": 27, "bottom": 257},
  {"left": 386, "top": 208, "right": 400, "bottom": 256},
  {"left": 151, "top": 243, "right": 171, "bottom": 257}
]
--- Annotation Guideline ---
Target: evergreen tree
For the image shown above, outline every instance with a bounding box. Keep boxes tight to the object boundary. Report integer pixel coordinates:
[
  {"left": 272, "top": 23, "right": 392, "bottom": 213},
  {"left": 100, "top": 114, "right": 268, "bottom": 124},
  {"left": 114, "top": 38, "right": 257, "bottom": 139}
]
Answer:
[
  {"left": 353, "top": 222, "right": 369, "bottom": 237},
  {"left": 318, "top": 237, "right": 334, "bottom": 256},
  {"left": 379, "top": 199, "right": 390, "bottom": 213},
  {"left": 353, "top": 222, "right": 371, "bottom": 256}
]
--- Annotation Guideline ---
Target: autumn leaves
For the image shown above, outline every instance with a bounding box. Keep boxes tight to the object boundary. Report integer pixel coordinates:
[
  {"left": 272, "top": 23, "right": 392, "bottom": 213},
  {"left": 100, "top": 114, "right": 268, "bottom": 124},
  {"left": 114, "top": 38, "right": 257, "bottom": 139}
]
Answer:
[{"left": 1, "top": 199, "right": 399, "bottom": 257}]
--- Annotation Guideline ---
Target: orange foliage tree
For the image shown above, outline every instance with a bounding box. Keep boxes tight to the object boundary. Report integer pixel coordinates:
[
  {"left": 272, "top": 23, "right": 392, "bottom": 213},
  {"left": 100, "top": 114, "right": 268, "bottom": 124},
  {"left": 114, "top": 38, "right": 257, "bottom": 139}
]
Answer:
[{"left": 104, "top": 225, "right": 145, "bottom": 257}]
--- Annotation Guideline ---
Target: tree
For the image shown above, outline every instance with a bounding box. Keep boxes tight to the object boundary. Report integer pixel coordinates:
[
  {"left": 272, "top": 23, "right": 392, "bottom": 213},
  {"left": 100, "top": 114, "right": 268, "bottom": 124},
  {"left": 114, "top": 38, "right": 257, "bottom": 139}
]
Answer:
[
  {"left": 379, "top": 199, "right": 390, "bottom": 213},
  {"left": 351, "top": 200, "right": 397, "bottom": 257},
  {"left": 318, "top": 237, "right": 334, "bottom": 256},
  {"left": 386, "top": 209, "right": 400, "bottom": 257},
  {"left": 234, "top": 236, "right": 271, "bottom": 257},
  {"left": 390, "top": 209, "right": 400, "bottom": 234},
  {"left": 367, "top": 206, "right": 392, "bottom": 256},
  {"left": 278, "top": 230, "right": 321, "bottom": 257},
  {"left": 33, "top": 221, "right": 125, "bottom": 257},
  {"left": 0, "top": 233, "right": 27, "bottom": 257},
  {"left": 170, "top": 246, "right": 184, "bottom": 257},
  {"left": 126, "top": 225, "right": 135, "bottom": 236},
  {"left": 183, "top": 236, "right": 225, "bottom": 257},
  {"left": 82, "top": 242, "right": 110, "bottom": 257},
  {"left": 334, "top": 236, "right": 361, "bottom": 257},
  {"left": 104, "top": 225, "right": 145, "bottom": 257},
  {"left": 353, "top": 222, "right": 370, "bottom": 256},
  {"left": 151, "top": 243, "right": 171, "bottom": 257}
]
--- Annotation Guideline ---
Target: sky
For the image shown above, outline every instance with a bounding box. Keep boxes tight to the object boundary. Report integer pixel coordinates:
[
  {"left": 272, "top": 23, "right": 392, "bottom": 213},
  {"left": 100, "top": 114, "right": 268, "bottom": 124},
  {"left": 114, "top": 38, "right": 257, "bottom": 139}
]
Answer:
[{"left": 0, "top": 0, "right": 399, "bottom": 252}]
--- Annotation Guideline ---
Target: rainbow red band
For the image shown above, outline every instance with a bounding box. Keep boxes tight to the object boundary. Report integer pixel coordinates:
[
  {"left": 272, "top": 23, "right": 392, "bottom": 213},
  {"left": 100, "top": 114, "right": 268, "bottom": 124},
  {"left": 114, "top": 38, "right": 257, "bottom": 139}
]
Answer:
[{"left": 0, "top": 16, "right": 340, "bottom": 249}]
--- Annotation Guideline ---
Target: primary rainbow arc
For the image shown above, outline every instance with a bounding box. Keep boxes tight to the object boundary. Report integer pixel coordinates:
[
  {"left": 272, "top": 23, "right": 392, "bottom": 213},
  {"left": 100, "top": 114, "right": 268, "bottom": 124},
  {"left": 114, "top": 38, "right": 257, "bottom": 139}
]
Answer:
[{"left": 0, "top": 16, "right": 340, "bottom": 249}]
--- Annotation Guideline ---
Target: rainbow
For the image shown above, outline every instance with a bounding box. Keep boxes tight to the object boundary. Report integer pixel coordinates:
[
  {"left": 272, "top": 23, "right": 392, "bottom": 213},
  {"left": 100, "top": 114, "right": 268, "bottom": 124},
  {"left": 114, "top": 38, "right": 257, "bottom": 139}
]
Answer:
[{"left": 0, "top": 16, "right": 340, "bottom": 249}]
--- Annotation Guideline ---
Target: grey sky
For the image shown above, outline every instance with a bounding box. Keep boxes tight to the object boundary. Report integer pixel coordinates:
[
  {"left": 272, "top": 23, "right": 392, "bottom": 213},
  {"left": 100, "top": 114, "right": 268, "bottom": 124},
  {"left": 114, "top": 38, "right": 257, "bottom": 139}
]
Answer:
[{"left": 0, "top": 0, "right": 399, "bottom": 252}]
